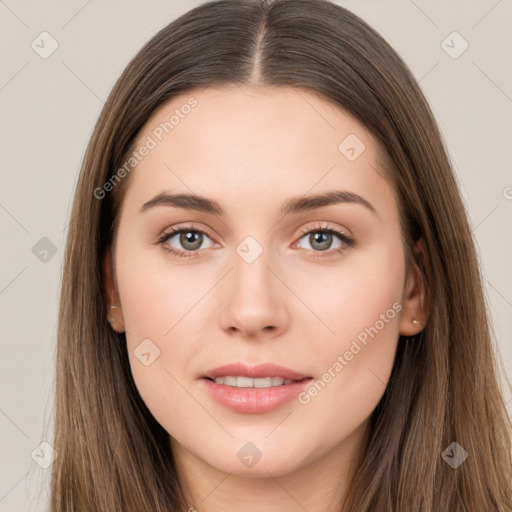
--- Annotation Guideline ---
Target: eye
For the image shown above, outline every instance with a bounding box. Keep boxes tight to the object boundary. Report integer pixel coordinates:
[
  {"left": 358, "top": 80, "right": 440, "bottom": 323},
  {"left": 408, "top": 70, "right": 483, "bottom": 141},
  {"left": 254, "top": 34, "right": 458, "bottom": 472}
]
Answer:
[
  {"left": 294, "top": 223, "right": 355, "bottom": 258},
  {"left": 156, "top": 225, "right": 215, "bottom": 258},
  {"left": 155, "top": 222, "right": 355, "bottom": 259}
]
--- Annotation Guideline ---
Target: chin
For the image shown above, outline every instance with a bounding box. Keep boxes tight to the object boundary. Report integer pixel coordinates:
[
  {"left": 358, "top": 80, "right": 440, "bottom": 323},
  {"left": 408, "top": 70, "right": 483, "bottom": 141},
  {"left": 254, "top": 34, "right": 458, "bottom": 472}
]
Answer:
[{"left": 194, "top": 435, "right": 316, "bottom": 477}]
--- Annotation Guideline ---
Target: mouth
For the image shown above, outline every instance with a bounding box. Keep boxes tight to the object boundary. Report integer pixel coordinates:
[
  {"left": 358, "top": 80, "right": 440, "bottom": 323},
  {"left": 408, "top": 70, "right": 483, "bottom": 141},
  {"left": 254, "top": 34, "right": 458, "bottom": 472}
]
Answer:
[
  {"left": 202, "top": 362, "right": 310, "bottom": 382},
  {"left": 200, "top": 362, "right": 313, "bottom": 413},
  {"left": 204, "top": 376, "right": 299, "bottom": 387}
]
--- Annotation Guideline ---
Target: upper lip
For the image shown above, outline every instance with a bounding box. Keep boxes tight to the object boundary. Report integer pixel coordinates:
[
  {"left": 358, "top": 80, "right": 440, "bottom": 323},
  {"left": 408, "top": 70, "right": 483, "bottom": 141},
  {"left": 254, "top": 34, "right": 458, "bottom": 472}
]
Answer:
[{"left": 202, "top": 362, "right": 310, "bottom": 381}]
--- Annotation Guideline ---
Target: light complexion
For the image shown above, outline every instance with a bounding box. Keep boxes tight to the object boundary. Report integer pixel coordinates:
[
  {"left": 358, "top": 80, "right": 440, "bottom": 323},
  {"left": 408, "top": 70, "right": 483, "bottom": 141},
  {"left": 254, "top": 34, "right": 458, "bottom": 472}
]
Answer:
[{"left": 103, "top": 85, "right": 427, "bottom": 511}]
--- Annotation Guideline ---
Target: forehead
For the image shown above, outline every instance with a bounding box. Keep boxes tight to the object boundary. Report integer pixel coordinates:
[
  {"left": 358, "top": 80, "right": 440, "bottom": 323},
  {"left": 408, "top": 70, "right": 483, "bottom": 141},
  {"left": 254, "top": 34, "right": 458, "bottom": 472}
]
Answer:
[{"left": 121, "top": 85, "right": 393, "bottom": 218}]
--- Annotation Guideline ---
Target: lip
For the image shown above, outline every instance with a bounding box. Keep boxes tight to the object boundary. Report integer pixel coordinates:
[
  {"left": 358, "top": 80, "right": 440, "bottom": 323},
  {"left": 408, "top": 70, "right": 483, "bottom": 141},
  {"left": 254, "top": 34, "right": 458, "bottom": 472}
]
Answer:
[
  {"left": 201, "top": 378, "right": 312, "bottom": 413},
  {"left": 202, "top": 362, "right": 310, "bottom": 381},
  {"left": 201, "top": 362, "right": 312, "bottom": 413}
]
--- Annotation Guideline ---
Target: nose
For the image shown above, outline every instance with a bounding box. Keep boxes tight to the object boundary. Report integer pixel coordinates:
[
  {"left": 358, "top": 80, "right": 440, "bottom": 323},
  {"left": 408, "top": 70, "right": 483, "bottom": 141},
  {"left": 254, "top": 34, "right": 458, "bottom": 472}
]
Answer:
[{"left": 218, "top": 245, "right": 290, "bottom": 340}]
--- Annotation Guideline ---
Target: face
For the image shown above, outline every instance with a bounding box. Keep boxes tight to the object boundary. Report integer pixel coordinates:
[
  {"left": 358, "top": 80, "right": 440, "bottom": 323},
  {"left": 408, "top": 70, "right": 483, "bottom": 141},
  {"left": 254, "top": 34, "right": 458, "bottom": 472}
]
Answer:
[{"left": 105, "top": 85, "right": 423, "bottom": 478}]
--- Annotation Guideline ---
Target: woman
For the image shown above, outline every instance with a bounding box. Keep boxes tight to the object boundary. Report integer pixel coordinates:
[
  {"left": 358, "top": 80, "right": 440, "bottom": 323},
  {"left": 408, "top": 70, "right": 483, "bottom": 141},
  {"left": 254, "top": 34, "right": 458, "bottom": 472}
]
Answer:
[{"left": 51, "top": 0, "right": 512, "bottom": 510}]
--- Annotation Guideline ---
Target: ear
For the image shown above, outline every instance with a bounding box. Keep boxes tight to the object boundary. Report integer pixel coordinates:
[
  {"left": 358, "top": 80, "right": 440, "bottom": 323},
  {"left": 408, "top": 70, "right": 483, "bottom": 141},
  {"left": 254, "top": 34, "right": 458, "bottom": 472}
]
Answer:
[
  {"left": 399, "top": 237, "right": 429, "bottom": 336},
  {"left": 102, "top": 247, "right": 125, "bottom": 333}
]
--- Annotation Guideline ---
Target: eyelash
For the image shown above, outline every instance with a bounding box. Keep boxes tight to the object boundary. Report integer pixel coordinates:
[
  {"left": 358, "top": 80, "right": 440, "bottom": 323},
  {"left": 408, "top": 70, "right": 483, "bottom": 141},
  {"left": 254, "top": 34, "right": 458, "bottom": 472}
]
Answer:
[{"left": 155, "top": 223, "right": 356, "bottom": 260}]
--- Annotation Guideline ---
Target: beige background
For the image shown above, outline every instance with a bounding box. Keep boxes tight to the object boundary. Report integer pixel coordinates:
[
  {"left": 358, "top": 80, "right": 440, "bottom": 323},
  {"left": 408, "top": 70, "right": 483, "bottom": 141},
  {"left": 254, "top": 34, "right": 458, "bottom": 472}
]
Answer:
[{"left": 0, "top": 1, "right": 511, "bottom": 510}]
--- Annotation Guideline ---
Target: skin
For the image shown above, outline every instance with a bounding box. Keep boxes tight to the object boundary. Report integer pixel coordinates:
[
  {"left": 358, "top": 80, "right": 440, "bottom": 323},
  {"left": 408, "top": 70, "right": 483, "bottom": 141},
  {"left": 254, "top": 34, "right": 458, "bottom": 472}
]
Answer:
[{"left": 103, "top": 85, "right": 427, "bottom": 511}]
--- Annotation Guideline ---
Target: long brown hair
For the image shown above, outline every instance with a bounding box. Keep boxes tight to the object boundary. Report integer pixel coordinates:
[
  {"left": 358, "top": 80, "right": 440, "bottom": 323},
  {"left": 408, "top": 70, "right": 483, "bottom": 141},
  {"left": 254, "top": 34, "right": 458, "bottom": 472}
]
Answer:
[{"left": 51, "top": 0, "right": 512, "bottom": 510}]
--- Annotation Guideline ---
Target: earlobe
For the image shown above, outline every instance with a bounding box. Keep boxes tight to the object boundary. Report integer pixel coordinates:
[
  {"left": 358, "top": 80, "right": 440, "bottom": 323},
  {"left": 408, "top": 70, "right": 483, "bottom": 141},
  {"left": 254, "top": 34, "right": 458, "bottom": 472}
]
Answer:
[
  {"left": 399, "top": 238, "right": 429, "bottom": 337},
  {"left": 102, "top": 248, "right": 125, "bottom": 333}
]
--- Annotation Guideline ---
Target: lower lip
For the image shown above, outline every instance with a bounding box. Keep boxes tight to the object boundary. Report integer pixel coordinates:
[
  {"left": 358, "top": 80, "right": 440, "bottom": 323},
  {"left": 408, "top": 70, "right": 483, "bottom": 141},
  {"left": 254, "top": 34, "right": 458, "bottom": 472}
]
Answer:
[{"left": 201, "top": 378, "right": 313, "bottom": 413}]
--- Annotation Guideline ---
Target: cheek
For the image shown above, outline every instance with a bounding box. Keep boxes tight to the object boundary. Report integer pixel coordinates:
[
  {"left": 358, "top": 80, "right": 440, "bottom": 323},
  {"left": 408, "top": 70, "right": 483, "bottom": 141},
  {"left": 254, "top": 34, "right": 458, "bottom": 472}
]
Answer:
[
  {"left": 295, "top": 241, "right": 404, "bottom": 428},
  {"left": 295, "top": 233, "right": 405, "bottom": 349},
  {"left": 114, "top": 239, "right": 214, "bottom": 419},
  {"left": 116, "top": 238, "right": 208, "bottom": 340}
]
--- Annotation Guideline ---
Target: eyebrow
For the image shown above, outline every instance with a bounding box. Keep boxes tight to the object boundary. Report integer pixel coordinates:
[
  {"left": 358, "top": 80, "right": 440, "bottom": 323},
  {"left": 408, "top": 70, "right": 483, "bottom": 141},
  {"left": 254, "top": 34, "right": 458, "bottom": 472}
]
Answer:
[{"left": 140, "top": 190, "right": 378, "bottom": 218}]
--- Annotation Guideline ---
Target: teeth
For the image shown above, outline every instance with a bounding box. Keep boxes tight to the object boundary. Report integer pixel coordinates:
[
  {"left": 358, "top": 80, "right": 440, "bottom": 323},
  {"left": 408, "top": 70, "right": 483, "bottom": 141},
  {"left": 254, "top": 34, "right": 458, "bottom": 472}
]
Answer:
[
  {"left": 237, "top": 376, "right": 254, "bottom": 388},
  {"left": 223, "top": 376, "right": 237, "bottom": 386},
  {"left": 213, "top": 376, "right": 295, "bottom": 388},
  {"left": 255, "top": 377, "right": 273, "bottom": 388}
]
